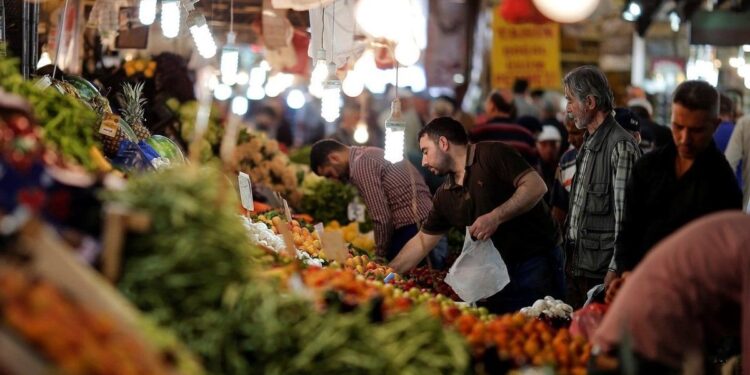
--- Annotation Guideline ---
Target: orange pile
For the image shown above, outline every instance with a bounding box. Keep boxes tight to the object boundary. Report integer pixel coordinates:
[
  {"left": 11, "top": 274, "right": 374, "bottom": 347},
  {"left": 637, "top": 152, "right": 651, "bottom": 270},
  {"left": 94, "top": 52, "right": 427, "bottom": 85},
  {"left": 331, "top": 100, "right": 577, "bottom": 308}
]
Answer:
[{"left": 0, "top": 269, "right": 172, "bottom": 375}]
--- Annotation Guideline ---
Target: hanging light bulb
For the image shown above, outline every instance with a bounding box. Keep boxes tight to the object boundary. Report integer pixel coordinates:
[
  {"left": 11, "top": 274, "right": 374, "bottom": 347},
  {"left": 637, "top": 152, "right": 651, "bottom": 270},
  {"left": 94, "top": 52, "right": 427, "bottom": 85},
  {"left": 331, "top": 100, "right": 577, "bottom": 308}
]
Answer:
[
  {"left": 246, "top": 85, "right": 265, "bottom": 100},
  {"left": 214, "top": 83, "right": 232, "bottom": 101},
  {"left": 353, "top": 120, "right": 369, "bottom": 144},
  {"left": 36, "top": 51, "right": 52, "bottom": 69},
  {"left": 236, "top": 71, "right": 249, "bottom": 85},
  {"left": 342, "top": 70, "right": 364, "bottom": 97},
  {"left": 161, "top": 0, "right": 181, "bottom": 38},
  {"left": 384, "top": 99, "right": 406, "bottom": 163},
  {"left": 231, "top": 96, "right": 249, "bottom": 115},
  {"left": 139, "top": 0, "right": 157, "bottom": 25},
  {"left": 394, "top": 39, "right": 420, "bottom": 66},
  {"left": 188, "top": 13, "right": 217, "bottom": 59},
  {"left": 321, "top": 62, "right": 342, "bottom": 122},
  {"left": 286, "top": 89, "right": 306, "bottom": 110},
  {"left": 309, "top": 49, "right": 328, "bottom": 98},
  {"left": 221, "top": 32, "right": 239, "bottom": 85}
]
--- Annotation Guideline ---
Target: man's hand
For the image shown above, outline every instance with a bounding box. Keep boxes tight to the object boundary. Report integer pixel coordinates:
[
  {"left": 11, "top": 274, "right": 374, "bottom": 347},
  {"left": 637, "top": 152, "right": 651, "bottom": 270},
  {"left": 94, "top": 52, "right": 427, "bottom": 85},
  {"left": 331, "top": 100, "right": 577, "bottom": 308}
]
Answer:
[
  {"left": 469, "top": 211, "right": 500, "bottom": 241},
  {"left": 603, "top": 270, "right": 617, "bottom": 289}
]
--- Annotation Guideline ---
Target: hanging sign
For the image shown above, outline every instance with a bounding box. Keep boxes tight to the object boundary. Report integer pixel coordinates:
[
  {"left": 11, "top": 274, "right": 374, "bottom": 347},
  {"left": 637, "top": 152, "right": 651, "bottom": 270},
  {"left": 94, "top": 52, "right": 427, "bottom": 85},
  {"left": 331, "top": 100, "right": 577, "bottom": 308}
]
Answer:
[{"left": 491, "top": 14, "right": 561, "bottom": 89}]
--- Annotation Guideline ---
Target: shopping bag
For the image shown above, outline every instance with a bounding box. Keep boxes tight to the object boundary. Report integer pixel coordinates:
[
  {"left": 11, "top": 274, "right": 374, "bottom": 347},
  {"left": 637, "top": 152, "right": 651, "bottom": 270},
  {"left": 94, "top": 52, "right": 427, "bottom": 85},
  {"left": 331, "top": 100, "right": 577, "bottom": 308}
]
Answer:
[{"left": 444, "top": 227, "right": 510, "bottom": 303}]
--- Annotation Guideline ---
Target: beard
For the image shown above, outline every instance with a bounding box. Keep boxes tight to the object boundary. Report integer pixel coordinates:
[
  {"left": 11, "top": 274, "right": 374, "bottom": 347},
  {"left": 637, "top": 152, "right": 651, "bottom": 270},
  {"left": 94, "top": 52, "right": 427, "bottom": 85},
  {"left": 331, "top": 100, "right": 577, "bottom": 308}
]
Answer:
[
  {"left": 569, "top": 111, "right": 593, "bottom": 130},
  {"left": 427, "top": 153, "right": 452, "bottom": 176}
]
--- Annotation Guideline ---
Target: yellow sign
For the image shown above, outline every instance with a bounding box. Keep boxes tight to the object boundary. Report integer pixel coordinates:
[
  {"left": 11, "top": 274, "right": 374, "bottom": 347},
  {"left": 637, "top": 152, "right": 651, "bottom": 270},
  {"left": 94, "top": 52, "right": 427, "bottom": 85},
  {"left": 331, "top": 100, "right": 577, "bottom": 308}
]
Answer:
[{"left": 491, "top": 15, "right": 561, "bottom": 90}]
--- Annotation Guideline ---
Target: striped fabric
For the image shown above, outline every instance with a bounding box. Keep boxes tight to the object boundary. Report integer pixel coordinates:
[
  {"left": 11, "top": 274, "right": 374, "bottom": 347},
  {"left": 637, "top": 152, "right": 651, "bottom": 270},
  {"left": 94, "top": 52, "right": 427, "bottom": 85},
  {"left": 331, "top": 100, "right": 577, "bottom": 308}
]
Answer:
[
  {"left": 469, "top": 117, "right": 539, "bottom": 166},
  {"left": 348, "top": 147, "right": 433, "bottom": 256}
]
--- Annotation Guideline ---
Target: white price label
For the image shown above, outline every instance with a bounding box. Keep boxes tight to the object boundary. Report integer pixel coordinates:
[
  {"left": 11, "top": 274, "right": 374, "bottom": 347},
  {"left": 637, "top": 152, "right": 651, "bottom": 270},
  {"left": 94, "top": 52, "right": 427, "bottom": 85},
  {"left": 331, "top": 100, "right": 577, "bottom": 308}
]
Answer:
[
  {"left": 98, "top": 114, "right": 120, "bottom": 137},
  {"left": 238, "top": 172, "right": 254, "bottom": 211},
  {"left": 347, "top": 201, "right": 366, "bottom": 223},
  {"left": 314, "top": 223, "right": 325, "bottom": 238},
  {"left": 283, "top": 199, "right": 292, "bottom": 222}
]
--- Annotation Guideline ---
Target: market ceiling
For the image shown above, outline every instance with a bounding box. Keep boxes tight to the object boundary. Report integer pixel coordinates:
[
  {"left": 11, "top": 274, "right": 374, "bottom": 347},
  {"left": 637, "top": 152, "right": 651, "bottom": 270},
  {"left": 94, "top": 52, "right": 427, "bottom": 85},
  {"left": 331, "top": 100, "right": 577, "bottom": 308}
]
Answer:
[{"left": 633, "top": 0, "right": 750, "bottom": 36}]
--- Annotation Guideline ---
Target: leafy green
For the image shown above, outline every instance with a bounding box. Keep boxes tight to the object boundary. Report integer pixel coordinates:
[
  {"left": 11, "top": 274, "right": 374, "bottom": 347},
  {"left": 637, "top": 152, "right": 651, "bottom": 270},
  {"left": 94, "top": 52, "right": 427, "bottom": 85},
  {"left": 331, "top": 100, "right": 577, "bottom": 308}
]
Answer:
[{"left": 0, "top": 58, "right": 99, "bottom": 169}]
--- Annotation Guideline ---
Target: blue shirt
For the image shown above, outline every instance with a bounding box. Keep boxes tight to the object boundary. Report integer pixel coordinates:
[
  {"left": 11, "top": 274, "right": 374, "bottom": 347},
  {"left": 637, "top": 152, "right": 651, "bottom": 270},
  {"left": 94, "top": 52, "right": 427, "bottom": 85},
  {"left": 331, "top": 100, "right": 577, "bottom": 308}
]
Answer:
[{"left": 714, "top": 121, "right": 735, "bottom": 153}]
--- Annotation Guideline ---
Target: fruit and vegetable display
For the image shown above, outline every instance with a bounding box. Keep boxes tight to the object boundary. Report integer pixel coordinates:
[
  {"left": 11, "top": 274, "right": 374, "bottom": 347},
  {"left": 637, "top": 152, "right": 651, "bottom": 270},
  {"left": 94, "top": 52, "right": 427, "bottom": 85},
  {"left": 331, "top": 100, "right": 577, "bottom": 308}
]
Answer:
[
  {"left": 300, "top": 173, "right": 358, "bottom": 224},
  {"left": 0, "top": 63, "right": 601, "bottom": 375},
  {"left": 0, "top": 58, "right": 100, "bottom": 170},
  {"left": 234, "top": 130, "right": 303, "bottom": 206},
  {"left": 0, "top": 268, "right": 176, "bottom": 375},
  {"left": 325, "top": 220, "right": 376, "bottom": 254},
  {"left": 167, "top": 98, "right": 224, "bottom": 162},
  {"left": 521, "top": 297, "right": 574, "bottom": 320}
]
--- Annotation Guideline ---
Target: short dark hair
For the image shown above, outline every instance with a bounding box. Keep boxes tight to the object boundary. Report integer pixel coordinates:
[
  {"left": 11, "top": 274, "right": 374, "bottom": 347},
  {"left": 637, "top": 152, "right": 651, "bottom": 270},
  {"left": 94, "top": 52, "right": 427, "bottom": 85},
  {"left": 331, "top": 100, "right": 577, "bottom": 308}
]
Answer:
[
  {"left": 563, "top": 65, "right": 614, "bottom": 113},
  {"left": 310, "top": 139, "right": 347, "bottom": 174},
  {"left": 719, "top": 93, "right": 734, "bottom": 117},
  {"left": 418, "top": 117, "right": 469, "bottom": 146},
  {"left": 513, "top": 78, "right": 529, "bottom": 94},
  {"left": 672, "top": 80, "right": 719, "bottom": 119},
  {"left": 488, "top": 90, "right": 517, "bottom": 119}
]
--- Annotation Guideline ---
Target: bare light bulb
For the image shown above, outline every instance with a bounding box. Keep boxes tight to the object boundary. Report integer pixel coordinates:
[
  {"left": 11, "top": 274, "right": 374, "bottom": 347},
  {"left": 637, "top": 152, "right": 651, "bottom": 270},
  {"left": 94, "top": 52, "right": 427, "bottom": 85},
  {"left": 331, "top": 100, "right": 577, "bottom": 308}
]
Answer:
[
  {"left": 353, "top": 120, "right": 369, "bottom": 144},
  {"left": 189, "top": 14, "right": 217, "bottom": 59},
  {"left": 161, "top": 0, "right": 181, "bottom": 38},
  {"left": 221, "top": 32, "right": 239, "bottom": 85},
  {"left": 321, "top": 62, "right": 342, "bottom": 123},
  {"left": 394, "top": 39, "right": 420, "bottom": 66},
  {"left": 139, "top": 0, "right": 157, "bottom": 25},
  {"left": 286, "top": 89, "right": 306, "bottom": 110},
  {"left": 342, "top": 71, "right": 364, "bottom": 97},
  {"left": 309, "top": 49, "right": 328, "bottom": 98},
  {"left": 231, "top": 96, "right": 249, "bottom": 115},
  {"left": 214, "top": 83, "right": 232, "bottom": 101},
  {"left": 246, "top": 85, "right": 265, "bottom": 100},
  {"left": 384, "top": 99, "right": 406, "bottom": 163}
]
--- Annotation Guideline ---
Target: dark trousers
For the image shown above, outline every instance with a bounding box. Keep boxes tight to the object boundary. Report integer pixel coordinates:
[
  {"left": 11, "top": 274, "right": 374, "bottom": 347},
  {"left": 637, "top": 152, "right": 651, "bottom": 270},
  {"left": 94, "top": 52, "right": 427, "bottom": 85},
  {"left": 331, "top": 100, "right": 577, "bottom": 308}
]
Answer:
[
  {"left": 564, "top": 241, "right": 604, "bottom": 308},
  {"left": 477, "top": 250, "right": 559, "bottom": 315}
]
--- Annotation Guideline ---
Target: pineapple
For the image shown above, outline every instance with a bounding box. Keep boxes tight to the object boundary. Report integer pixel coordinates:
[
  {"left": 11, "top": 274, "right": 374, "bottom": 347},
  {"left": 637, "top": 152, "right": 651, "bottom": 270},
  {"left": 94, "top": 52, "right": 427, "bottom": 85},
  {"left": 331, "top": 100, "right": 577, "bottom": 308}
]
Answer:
[{"left": 119, "top": 81, "right": 151, "bottom": 142}]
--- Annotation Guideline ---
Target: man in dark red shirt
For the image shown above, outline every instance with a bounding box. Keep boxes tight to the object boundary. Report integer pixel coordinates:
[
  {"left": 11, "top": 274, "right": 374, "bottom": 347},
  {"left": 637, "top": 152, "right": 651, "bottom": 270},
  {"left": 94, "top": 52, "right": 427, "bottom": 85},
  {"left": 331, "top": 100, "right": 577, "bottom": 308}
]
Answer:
[{"left": 470, "top": 89, "right": 539, "bottom": 167}]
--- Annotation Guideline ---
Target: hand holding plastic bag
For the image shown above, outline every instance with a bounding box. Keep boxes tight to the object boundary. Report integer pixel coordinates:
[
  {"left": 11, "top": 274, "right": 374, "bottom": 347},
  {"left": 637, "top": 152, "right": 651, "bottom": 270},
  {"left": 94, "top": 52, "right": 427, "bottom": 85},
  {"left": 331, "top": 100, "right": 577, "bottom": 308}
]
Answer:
[{"left": 444, "top": 228, "right": 510, "bottom": 303}]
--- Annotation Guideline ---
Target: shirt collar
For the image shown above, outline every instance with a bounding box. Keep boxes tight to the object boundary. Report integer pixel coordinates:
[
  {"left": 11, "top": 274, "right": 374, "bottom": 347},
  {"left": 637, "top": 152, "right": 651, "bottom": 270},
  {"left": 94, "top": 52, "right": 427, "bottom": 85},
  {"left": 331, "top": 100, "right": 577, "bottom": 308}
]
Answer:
[
  {"left": 445, "top": 144, "right": 475, "bottom": 189},
  {"left": 583, "top": 114, "right": 616, "bottom": 152}
]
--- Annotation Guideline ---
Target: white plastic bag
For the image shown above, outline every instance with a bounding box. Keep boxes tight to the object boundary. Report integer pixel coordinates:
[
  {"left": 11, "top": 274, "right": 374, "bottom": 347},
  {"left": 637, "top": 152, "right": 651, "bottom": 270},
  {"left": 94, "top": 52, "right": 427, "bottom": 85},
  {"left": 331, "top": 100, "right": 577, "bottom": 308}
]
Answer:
[{"left": 444, "top": 228, "right": 510, "bottom": 303}]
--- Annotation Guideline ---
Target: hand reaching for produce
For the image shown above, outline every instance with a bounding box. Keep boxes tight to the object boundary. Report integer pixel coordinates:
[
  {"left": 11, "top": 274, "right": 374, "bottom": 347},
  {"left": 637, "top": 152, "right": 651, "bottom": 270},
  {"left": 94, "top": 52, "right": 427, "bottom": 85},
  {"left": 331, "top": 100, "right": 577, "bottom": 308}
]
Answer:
[{"left": 469, "top": 211, "right": 500, "bottom": 241}]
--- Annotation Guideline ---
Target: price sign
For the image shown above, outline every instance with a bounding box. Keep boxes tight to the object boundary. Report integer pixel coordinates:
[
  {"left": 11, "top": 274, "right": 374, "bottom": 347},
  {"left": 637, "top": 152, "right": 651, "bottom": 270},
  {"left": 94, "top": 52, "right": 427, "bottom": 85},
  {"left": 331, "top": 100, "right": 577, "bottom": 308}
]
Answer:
[
  {"left": 282, "top": 198, "right": 292, "bottom": 222},
  {"left": 313, "top": 223, "right": 325, "bottom": 238},
  {"left": 99, "top": 113, "right": 120, "bottom": 137},
  {"left": 320, "top": 230, "right": 348, "bottom": 264},
  {"left": 238, "top": 172, "right": 254, "bottom": 212},
  {"left": 347, "top": 200, "right": 366, "bottom": 223}
]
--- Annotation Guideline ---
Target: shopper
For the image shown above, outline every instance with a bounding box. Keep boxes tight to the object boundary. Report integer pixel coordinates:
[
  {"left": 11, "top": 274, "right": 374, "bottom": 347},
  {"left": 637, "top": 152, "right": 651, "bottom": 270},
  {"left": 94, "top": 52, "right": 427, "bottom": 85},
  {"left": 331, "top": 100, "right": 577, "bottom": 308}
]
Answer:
[
  {"left": 563, "top": 65, "right": 641, "bottom": 308},
  {"left": 725, "top": 114, "right": 750, "bottom": 209},
  {"left": 389, "top": 117, "right": 562, "bottom": 313},
  {"left": 330, "top": 101, "right": 361, "bottom": 146},
  {"left": 628, "top": 98, "right": 673, "bottom": 153},
  {"left": 309, "top": 139, "right": 446, "bottom": 263},
  {"left": 593, "top": 211, "right": 750, "bottom": 373},
  {"left": 512, "top": 78, "right": 541, "bottom": 119},
  {"left": 616, "top": 80, "right": 743, "bottom": 272},
  {"left": 536, "top": 125, "right": 562, "bottom": 205},
  {"left": 549, "top": 117, "right": 584, "bottom": 227},
  {"left": 713, "top": 93, "right": 737, "bottom": 153},
  {"left": 470, "top": 89, "right": 538, "bottom": 166}
]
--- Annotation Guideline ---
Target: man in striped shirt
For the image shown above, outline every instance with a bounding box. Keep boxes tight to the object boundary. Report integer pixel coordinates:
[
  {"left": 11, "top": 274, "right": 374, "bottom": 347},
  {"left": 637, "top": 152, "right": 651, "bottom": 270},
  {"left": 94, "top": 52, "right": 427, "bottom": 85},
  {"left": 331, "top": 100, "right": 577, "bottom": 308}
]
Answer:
[{"left": 310, "top": 139, "right": 436, "bottom": 260}]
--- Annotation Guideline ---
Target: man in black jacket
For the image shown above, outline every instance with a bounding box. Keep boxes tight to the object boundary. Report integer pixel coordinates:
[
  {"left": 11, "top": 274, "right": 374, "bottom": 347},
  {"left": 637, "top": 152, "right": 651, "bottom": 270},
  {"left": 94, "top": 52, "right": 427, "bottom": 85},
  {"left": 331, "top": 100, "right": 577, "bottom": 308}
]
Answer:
[{"left": 615, "top": 80, "right": 743, "bottom": 272}]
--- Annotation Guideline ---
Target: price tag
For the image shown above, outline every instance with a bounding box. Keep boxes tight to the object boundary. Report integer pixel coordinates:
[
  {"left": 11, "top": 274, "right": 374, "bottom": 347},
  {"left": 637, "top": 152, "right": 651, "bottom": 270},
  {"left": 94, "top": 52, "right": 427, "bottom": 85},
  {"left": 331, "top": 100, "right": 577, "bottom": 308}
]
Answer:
[
  {"left": 347, "top": 200, "right": 366, "bottom": 223},
  {"left": 283, "top": 198, "right": 292, "bottom": 222},
  {"left": 34, "top": 76, "right": 52, "bottom": 90},
  {"left": 320, "top": 230, "right": 348, "bottom": 264},
  {"left": 99, "top": 113, "right": 120, "bottom": 137},
  {"left": 277, "top": 219, "right": 296, "bottom": 257},
  {"left": 313, "top": 223, "right": 325, "bottom": 238},
  {"left": 237, "top": 172, "right": 254, "bottom": 212}
]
